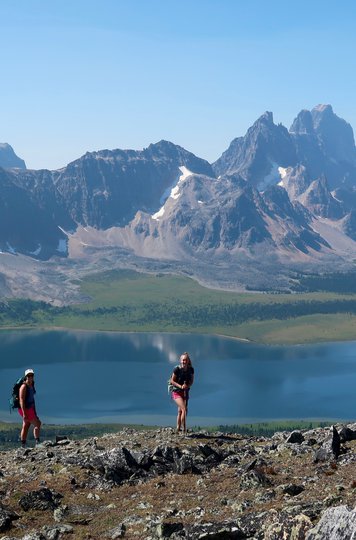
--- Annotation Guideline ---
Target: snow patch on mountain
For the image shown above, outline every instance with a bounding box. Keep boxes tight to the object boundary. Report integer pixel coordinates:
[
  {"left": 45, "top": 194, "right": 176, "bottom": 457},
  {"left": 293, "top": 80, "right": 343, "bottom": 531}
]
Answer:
[
  {"left": 6, "top": 243, "right": 16, "bottom": 254},
  {"left": 258, "top": 162, "right": 281, "bottom": 191},
  {"left": 277, "top": 166, "right": 289, "bottom": 187},
  {"left": 57, "top": 239, "right": 67, "bottom": 253},
  {"left": 30, "top": 245, "right": 42, "bottom": 256},
  {"left": 152, "top": 166, "right": 193, "bottom": 220}
]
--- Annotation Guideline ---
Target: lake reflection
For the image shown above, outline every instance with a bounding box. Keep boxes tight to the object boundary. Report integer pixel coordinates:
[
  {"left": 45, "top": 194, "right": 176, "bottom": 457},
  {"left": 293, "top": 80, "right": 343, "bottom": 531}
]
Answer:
[{"left": 0, "top": 330, "right": 355, "bottom": 425}]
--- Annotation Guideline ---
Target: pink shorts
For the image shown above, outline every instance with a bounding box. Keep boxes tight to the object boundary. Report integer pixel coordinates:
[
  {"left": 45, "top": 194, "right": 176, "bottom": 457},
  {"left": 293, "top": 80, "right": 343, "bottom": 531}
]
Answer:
[
  {"left": 18, "top": 407, "right": 38, "bottom": 422},
  {"left": 171, "top": 390, "right": 189, "bottom": 401}
]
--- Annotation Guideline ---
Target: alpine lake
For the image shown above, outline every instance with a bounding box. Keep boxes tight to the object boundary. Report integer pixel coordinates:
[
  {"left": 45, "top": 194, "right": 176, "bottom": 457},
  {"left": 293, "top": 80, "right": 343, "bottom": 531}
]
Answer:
[{"left": 1, "top": 330, "right": 355, "bottom": 427}]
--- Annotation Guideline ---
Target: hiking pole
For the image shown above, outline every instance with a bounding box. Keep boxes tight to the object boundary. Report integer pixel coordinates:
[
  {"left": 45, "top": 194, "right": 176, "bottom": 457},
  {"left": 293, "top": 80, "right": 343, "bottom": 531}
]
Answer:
[{"left": 184, "top": 381, "right": 188, "bottom": 432}]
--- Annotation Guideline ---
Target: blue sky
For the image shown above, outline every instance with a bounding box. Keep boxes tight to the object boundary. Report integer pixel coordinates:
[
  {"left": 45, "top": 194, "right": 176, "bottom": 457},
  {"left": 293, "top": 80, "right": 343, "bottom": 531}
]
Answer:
[{"left": 1, "top": 0, "right": 356, "bottom": 170}]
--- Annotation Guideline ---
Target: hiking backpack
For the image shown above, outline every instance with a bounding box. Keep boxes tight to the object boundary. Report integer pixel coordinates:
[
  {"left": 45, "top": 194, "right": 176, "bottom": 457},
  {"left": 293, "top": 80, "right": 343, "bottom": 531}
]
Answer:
[
  {"left": 9, "top": 377, "right": 25, "bottom": 410},
  {"left": 167, "top": 365, "right": 180, "bottom": 394}
]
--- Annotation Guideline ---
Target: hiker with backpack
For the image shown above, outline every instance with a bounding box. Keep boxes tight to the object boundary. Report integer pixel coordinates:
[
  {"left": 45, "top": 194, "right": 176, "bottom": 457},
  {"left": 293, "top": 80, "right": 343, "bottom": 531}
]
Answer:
[
  {"left": 18, "top": 369, "right": 41, "bottom": 447},
  {"left": 169, "top": 352, "right": 194, "bottom": 434}
]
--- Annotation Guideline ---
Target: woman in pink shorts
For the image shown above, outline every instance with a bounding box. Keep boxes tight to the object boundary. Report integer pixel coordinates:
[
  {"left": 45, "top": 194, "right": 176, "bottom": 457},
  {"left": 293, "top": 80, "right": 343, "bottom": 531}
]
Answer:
[
  {"left": 169, "top": 352, "right": 194, "bottom": 434},
  {"left": 18, "top": 368, "right": 41, "bottom": 447}
]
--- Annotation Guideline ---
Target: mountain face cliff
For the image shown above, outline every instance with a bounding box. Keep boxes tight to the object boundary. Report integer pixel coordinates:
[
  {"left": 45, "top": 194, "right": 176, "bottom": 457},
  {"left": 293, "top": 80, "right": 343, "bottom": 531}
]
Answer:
[
  {"left": 1, "top": 105, "right": 356, "bottom": 294},
  {"left": 54, "top": 140, "right": 214, "bottom": 229},
  {"left": 0, "top": 143, "right": 26, "bottom": 169}
]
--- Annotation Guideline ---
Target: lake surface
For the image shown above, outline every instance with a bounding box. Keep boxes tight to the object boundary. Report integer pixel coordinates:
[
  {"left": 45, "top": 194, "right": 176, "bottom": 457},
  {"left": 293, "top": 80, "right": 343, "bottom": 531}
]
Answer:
[{"left": 0, "top": 330, "right": 355, "bottom": 426}]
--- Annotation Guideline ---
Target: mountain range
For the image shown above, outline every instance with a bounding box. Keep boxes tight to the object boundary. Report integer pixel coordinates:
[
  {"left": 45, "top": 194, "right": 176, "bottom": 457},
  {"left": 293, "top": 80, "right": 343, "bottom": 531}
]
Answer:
[{"left": 1, "top": 104, "right": 356, "bottom": 300}]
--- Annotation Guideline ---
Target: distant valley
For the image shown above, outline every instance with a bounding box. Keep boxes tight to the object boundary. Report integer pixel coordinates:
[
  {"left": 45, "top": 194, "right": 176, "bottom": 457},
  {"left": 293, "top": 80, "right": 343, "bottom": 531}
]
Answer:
[{"left": 2, "top": 104, "right": 356, "bottom": 303}]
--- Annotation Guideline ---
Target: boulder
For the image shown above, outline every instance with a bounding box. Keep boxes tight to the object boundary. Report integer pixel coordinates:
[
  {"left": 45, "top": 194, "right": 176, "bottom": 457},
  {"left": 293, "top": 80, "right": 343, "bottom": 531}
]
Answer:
[
  {"left": 0, "top": 507, "right": 19, "bottom": 533},
  {"left": 99, "top": 447, "right": 138, "bottom": 484},
  {"left": 41, "top": 524, "right": 74, "bottom": 540},
  {"left": 155, "top": 521, "right": 184, "bottom": 538},
  {"left": 179, "top": 521, "right": 244, "bottom": 539},
  {"left": 339, "top": 426, "right": 356, "bottom": 442},
  {"left": 282, "top": 484, "right": 305, "bottom": 497},
  {"left": 306, "top": 505, "right": 356, "bottom": 539},
  {"left": 18, "top": 488, "right": 63, "bottom": 512},
  {"left": 240, "top": 469, "right": 272, "bottom": 490},
  {"left": 314, "top": 426, "right": 340, "bottom": 462},
  {"left": 264, "top": 513, "right": 312, "bottom": 539},
  {"left": 286, "top": 431, "right": 305, "bottom": 444},
  {"left": 105, "top": 523, "right": 126, "bottom": 538}
]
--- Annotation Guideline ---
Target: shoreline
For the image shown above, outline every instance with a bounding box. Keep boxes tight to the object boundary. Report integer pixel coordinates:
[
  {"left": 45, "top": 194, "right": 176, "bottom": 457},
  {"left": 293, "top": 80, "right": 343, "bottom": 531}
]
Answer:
[{"left": 1, "top": 324, "right": 356, "bottom": 346}]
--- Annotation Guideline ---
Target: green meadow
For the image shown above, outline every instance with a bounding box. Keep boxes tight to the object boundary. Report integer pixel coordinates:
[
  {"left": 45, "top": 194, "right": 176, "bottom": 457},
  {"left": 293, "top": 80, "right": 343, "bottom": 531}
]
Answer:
[{"left": 1, "top": 269, "right": 356, "bottom": 344}]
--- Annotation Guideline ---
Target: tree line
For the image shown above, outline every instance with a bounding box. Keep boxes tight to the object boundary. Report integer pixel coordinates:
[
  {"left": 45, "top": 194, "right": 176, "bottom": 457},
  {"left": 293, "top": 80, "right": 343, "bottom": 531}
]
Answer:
[{"left": 2, "top": 296, "right": 356, "bottom": 327}]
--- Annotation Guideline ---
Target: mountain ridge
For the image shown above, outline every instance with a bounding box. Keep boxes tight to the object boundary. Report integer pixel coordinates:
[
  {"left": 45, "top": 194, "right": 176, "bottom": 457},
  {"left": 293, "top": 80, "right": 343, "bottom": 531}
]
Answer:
[{"left": 2, "top": 104, "right": 356, "bottom": 299}]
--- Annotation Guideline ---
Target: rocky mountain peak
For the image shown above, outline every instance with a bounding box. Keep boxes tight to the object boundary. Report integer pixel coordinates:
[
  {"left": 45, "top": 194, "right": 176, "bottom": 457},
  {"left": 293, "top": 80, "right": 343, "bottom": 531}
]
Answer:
[
  {"left": 310, "top": 103, "right": 334, "bottom": 125},
  {"left": 288, "top": 105, "right": 356, "bottom": 189},
  {"left": 0, "top": 143, "right": 26, "bottom": 169},
  {"left": 212, "top": 110, "right": 296, "bottom": 187},
  {"left": 144, "top": 140, "right": 214, "bottom": 176},
  {"left": 2, "top": 104, "right": 356, "bottom": 286},
  {"left": 311, "top": 104, "right": 356, "bottom": 164},
  {"left": 298, "top": 175, "right": 345, "bottom": 219},
  {"left": 255, "top": 110, "right": 274, "bottom": 126},
  {"left": 289, "top": 109, "right": 314, "bottom": 135}
]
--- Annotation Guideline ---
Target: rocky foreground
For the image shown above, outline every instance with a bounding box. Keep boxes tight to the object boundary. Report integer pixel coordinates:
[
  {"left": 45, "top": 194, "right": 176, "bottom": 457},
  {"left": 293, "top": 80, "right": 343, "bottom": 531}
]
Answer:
[{"left": 0, "top": 424, "right": 355, "bottom": 539}]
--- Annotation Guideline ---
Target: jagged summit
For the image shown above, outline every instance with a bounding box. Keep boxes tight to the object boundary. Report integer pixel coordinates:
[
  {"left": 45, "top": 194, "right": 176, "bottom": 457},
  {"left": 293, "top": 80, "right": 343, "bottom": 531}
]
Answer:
[
  {"left": 312, "top": 103, "right": 333, "bottom": 113},
  {"left": 0, "top": 143, "right": 26, "bottom": 169},
  {"left": 256, "top": 110, "right": 274, "bottom": 124},
  {"left": 289, "top": 109, "right": 315, "bottom": 135},
  {"left": 212, "top": 110, "right": 296, "bottom": 187},
  {"left": 2, "top": 104, "right": 356, "bottom": 296}
]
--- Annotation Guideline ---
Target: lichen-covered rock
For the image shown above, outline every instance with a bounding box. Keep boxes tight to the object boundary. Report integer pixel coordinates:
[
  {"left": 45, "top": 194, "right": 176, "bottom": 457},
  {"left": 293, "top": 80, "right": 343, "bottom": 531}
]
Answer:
[
  {"left": 314, "top": 426, "right": 340, "bottom": 462},
  {"left": 339, "top": 426, "right": 356, "bottom": 442},
  {"left": 0, "top": 508, "right": 19, "bottom": 532},
  {"left": 240, "top": 468, "right": 272, "bottom": 489},
  {"left": 0, "top": 508, "right": 19, "bottom": 533},
  {"left": 286, "top": 431, "right": 305, "bottom": 444},
  {"left": 306, "top": 505, "right": 356, "bottom": 539},
  {"left": 264, "top": 513, "right": 312, "bottom": 539},
  {"left": 105, "top": 523, "right": 126, "bottom": 538},
  {"left": 0, "top": 425, "right": 355, "bottom": 539},
  {"left": 18, "top": 488, "right": 63, "bottom": 512},
  {"left": 155, "top": 521, "right": 184, "bottom": 538},
  {"left": 99, "top": 447, "right": 138, "bottom": 484},
  {"left": 41, "top": 524, "right": 73, "bottom": 540},
  {"left": 282, "top": 484, "right": 305, "bottom": 496}
]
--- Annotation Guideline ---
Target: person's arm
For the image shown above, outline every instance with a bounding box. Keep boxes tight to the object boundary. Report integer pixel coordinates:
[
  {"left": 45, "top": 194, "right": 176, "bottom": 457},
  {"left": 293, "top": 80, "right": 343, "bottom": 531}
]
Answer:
[
  {"left": 183, "top": 373, "right": 194, "bottom": 390},
  {"left": 19, "top": 384, "right": 27, "bottom": 417},
  {"left": 170, "top": 371, "right": 184, "bottom": 390}
]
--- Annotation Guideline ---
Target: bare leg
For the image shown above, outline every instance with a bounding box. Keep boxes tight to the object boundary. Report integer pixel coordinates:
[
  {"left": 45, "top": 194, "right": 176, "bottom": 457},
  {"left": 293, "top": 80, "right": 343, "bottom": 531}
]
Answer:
[
  {"left": 177, "top": 409, "right": 182, "bottom": 432},
  {"left": 33, "top": 417, "right": 41, "bottom": 440},
  {"left": 173, "top": 396, "right": 187, "bottom": 433},
  {"left": 20, "top": 420, "right": 31, "bottom": 443}
]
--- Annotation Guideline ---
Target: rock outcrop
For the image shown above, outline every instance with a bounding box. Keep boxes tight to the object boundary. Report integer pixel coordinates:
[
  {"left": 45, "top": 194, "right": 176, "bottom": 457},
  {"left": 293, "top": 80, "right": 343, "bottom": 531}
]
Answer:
[
  {"left": 0, "top": 423, "right": 355, "bottom": 539},
  {"left": 0, "top": 144, "right": 26, "bottom": 170}
]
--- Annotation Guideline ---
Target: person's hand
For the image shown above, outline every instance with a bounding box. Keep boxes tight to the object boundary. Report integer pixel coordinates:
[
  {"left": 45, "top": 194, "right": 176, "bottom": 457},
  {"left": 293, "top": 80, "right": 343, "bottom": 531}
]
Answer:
[{"left": 182, "top": 383, "right": 188, "bottom": 389}]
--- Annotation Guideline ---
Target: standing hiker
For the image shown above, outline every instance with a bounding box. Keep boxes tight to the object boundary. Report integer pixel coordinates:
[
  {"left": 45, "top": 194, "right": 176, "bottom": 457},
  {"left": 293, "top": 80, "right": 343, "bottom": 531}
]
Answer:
[
  {"left": 19, "top": 368, "right": 41, "bottom": 447},
  {"left": 170, "top": 352, "right": 194, "bottom": 434}
]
